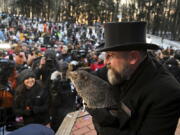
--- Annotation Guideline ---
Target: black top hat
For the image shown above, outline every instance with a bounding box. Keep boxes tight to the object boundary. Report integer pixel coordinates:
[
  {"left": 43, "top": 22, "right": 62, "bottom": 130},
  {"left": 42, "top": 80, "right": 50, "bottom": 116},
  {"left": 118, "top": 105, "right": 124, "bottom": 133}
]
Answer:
[{"left": 96, "top": 22, "right": 160, "bottom": 52}]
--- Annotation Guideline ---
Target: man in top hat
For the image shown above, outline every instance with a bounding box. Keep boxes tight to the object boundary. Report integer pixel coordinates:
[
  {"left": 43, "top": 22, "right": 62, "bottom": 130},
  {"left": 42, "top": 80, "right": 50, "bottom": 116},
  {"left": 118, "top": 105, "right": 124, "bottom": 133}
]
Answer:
[{"left": 87, "top": 22, "right": 180, "bottom": 135}]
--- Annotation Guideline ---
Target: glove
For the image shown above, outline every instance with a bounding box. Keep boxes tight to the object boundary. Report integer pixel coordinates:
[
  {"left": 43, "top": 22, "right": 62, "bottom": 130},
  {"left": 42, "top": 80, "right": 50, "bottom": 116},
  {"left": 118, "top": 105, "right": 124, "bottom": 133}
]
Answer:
[{"left": 86, "top": 107, "right": 119, "bottom": 127}]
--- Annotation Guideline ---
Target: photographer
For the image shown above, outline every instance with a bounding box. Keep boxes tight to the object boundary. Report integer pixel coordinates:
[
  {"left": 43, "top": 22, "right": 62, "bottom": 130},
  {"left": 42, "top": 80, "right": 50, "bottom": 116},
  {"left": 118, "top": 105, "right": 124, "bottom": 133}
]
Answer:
[
  {"left": 33, "top": 49, "right": 61, "bottom": 131},
  {"left": 34, "top": 49, "right": 59, "bottom": 89}
]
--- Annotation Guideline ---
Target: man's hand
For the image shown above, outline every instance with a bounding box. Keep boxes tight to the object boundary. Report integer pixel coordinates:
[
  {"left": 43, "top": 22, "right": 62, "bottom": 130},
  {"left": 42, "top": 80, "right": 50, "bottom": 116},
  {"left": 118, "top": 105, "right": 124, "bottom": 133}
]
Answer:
[
  {"left": 25, "top": 106, "right": 31, "bottom": 110},
  {"left": 86, "top": 107, "right": 119, "bottom": 127},
  {"left": 24, "top": 106, "right": 32, "bottom": 116},
  {"left": 39, "top": 57, "right": 46, "bottom": 68}
]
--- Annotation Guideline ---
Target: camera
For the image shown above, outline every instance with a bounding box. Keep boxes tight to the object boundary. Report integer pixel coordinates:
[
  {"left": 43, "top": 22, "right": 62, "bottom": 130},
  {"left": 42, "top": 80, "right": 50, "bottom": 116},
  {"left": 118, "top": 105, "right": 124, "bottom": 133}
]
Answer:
[
  {"left": 44, "top": 50, "right": 57, "bottom": 68},
  {"left": 45, "top": 56, "right": 55, "bottom": 68}
]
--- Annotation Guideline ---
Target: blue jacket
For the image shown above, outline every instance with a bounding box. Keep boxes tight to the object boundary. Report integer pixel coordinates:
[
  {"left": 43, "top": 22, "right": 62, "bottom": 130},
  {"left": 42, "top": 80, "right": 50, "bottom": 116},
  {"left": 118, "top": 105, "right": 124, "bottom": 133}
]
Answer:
[{"left": 8, "top": 124, "right": 54, "bottom": 135}]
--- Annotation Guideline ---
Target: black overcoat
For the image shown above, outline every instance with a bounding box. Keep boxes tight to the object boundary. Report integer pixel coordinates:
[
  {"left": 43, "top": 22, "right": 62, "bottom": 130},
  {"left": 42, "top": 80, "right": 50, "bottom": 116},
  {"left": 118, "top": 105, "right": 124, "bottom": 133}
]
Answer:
[{"left": 88, "top": 55, "right": 180, "bottom": 135}]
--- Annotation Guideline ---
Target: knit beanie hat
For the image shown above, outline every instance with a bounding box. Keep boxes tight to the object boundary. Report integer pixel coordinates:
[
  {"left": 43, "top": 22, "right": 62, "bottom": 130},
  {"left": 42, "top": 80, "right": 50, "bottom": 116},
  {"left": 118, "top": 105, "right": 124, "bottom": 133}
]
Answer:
[{"left": 17, "top": 68, "right": 36, "bottom": 84}]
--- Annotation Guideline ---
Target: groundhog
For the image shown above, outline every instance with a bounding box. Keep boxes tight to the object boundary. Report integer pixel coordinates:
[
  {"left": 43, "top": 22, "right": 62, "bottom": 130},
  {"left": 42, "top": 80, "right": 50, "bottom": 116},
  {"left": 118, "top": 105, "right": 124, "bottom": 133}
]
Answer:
[{"left": 67, "top": 70, "right": 117, "bottom": 108}]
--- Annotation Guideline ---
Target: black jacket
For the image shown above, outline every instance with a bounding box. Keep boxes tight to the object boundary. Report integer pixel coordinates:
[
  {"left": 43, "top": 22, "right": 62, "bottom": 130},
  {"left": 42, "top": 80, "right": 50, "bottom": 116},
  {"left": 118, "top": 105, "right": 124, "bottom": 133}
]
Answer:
[
  {"left": 14, "top": 81, "right": 50, "bottom": 125},
  {"left": 88, "top": 55, "right": 180, "bottom": 135}
]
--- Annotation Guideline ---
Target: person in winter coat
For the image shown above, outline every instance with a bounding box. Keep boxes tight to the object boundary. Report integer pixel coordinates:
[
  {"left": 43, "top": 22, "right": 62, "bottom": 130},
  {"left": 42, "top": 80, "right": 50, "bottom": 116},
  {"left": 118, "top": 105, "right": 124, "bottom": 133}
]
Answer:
[
  {"left": 49, "top": 69, "right": 76, "bottom": 132},
  {"left": 33, "top": 49, "right": 59, "bottom": 93},
  {"left": 14, "top": 69, "right": 50, "bottom": 126},
  {"left": 0, "top": 59, "right": 17, "bottom": 131},
  {"left": 86, "top": 22, "right": 180, "bottom": 135}
]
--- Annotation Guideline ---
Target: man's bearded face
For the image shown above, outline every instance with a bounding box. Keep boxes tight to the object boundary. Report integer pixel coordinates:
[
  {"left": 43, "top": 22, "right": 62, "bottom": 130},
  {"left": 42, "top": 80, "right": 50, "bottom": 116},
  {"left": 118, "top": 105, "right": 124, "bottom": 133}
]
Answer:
[{"left": 107, "top": 58, "right": 132, "bottom": 85}]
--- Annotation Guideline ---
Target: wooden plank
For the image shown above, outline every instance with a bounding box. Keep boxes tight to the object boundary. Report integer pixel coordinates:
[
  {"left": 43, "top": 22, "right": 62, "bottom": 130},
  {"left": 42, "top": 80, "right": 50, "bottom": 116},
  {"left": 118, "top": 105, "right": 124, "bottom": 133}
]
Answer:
[{"left": 56, "top": 111, "right": 80, "bottom": 135}]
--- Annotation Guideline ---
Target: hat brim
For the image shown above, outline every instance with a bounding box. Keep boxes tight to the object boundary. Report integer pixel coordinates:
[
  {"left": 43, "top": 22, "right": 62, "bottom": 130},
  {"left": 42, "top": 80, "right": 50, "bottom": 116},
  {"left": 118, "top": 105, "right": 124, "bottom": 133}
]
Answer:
[{"left": 96, "top": 43, "right": 160, "bottom": 52}]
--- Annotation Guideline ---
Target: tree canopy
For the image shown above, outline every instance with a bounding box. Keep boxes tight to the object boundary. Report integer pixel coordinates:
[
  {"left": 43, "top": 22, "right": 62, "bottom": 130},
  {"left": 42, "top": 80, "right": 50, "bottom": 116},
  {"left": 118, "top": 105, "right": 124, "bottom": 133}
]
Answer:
[{"left": 0, "top": 0, "right": 180, "bottom": 41}]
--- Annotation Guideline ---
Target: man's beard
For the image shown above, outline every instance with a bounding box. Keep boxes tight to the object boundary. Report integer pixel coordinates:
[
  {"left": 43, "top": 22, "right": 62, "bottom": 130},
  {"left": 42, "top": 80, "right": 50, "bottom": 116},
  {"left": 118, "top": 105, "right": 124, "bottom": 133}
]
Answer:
[{"left": 107, "top": 64, "right": 132, "bottom": 85}]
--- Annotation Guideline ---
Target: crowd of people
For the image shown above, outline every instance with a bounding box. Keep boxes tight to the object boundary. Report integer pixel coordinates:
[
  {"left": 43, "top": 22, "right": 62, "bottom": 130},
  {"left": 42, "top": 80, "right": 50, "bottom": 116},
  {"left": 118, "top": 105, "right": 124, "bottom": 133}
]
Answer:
[
  {"left": 0, "top": 13, "right": 180, "bottom": 135},
  {"left": 0, "top": 13, "right": 106, "bottom": 133}
]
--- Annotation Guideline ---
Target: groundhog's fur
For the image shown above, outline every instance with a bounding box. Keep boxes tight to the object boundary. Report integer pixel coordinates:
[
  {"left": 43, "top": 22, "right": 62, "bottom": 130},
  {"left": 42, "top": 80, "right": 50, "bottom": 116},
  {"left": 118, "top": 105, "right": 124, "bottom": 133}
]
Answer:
[{"left": 68, "top": 70, "right": 116, "bottom": 108}]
